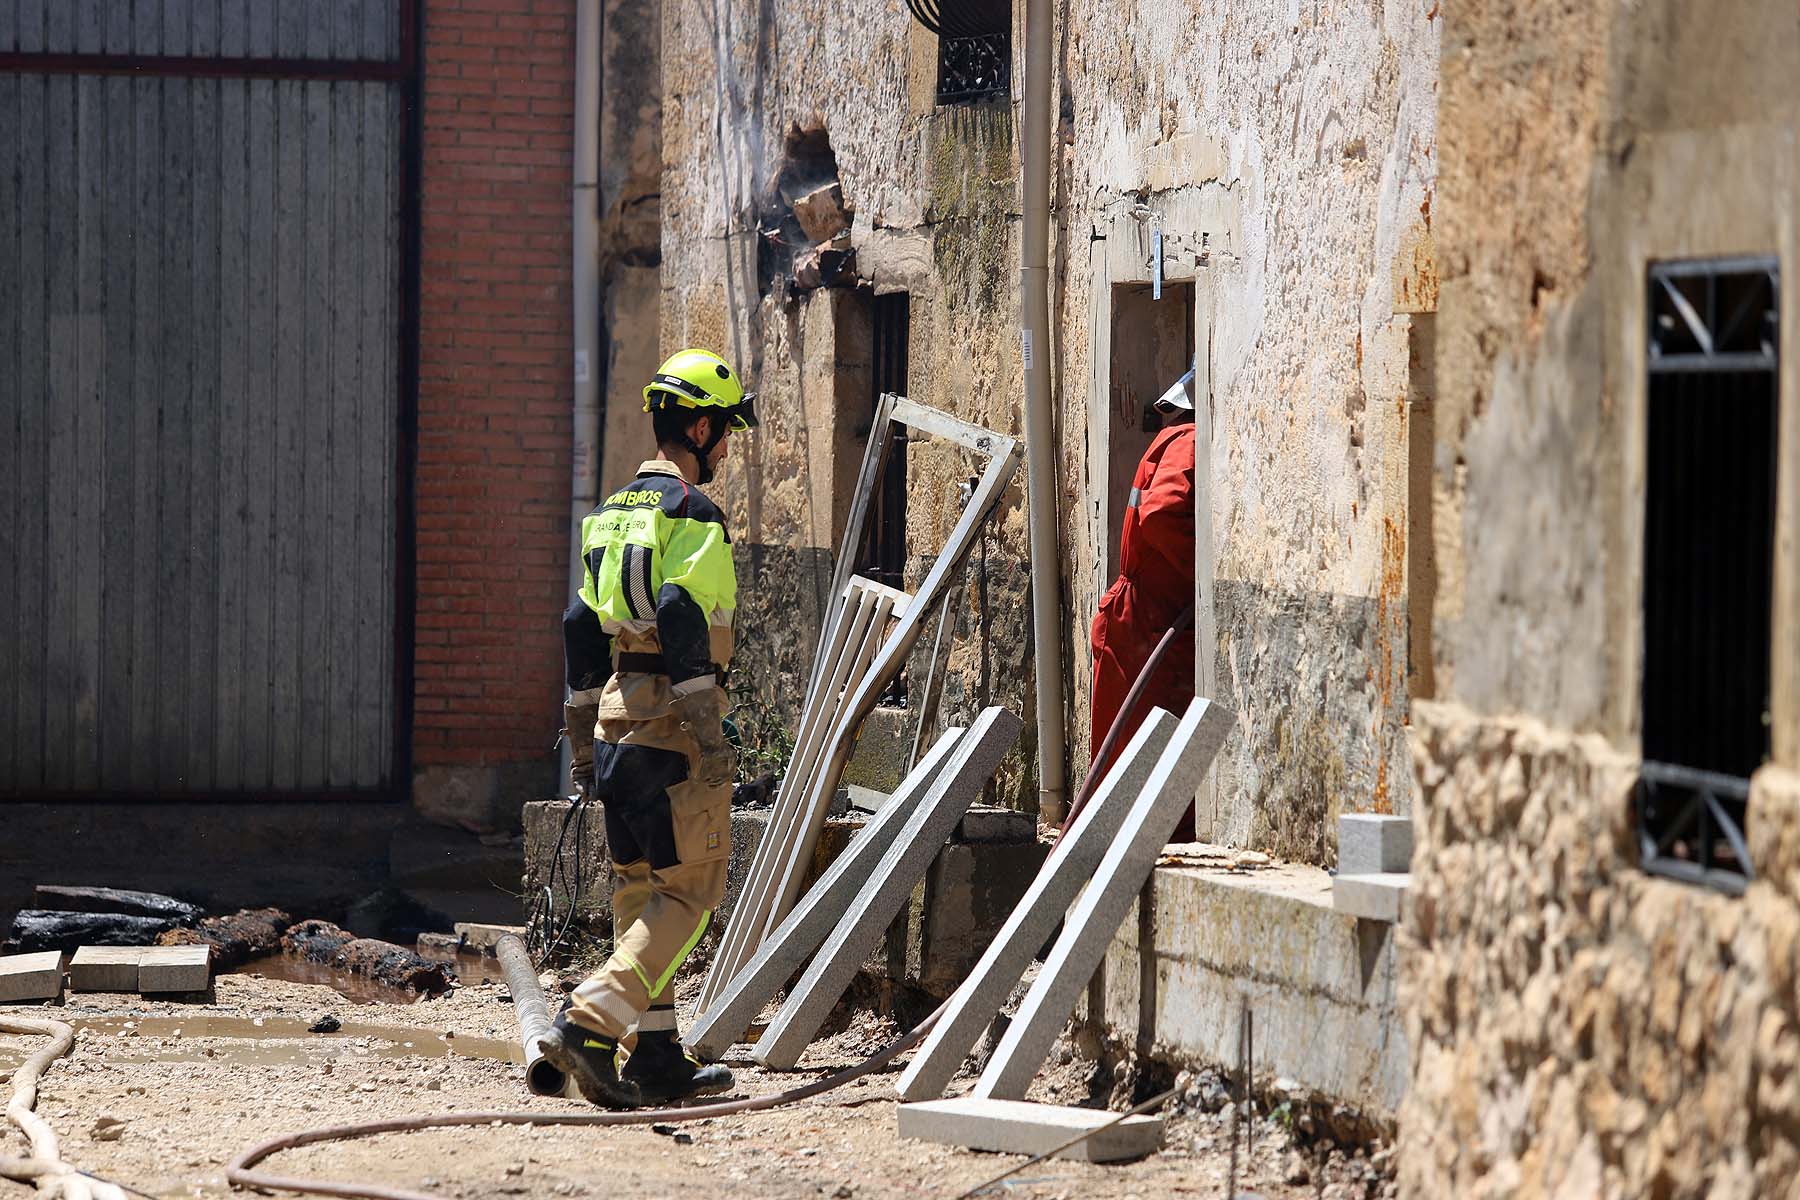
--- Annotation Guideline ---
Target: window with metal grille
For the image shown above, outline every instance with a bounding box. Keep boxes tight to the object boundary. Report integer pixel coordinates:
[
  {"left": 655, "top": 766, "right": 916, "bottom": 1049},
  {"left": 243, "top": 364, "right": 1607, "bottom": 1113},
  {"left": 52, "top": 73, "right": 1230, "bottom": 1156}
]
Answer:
[
  {"left": 908, "top": 0, "right": 1011, "bottom": 104},
  {"left": 1637, "top": 257, "right": 1780, "bottom": 894},
  {"left": 858, "top": 293, "right": 911, "bottom": 593},
  {"left": 857, "top": 292, "right": 911, "bottom": 704}
]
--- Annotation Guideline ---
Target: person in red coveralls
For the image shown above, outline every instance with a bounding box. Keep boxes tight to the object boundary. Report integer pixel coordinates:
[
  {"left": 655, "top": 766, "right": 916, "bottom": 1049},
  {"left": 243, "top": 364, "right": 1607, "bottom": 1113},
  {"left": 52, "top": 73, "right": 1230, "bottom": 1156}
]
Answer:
[{"left": 1090, "top": 363, "right": 1199, "bottom": 841}]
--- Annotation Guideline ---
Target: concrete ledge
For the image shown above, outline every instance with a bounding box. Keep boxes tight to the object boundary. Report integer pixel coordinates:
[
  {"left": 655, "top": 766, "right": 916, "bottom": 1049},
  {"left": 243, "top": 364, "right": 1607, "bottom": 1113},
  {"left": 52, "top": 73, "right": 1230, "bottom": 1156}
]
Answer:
[
  {"left": 1333, "top": 873, "right": 1411, "bottom": 923},
  {"left": 1079, "top": 844, "right": 1406, "bottom": 1116},
  {"left": 897, "top": 1097, "right": 1163, "bottom": 1162}
]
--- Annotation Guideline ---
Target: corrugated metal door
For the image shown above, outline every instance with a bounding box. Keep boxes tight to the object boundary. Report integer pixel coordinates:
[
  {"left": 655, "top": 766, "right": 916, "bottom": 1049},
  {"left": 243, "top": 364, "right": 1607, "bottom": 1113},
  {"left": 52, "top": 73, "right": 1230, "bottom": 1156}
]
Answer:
[{"left": 0, "top": 1, "right": 417, "bottom": 797}]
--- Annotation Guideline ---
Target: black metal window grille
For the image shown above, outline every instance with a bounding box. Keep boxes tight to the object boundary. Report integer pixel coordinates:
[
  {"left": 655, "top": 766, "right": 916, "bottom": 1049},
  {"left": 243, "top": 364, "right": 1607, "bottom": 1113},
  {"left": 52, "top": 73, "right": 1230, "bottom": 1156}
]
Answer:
[
  {"left": 1637, "top": 257, "right": 1780, "bottom": 894},
  {"left": 908, "top": 0, "right": 1011, "bottom": 103},
  {"left": 858, "top": 293, "right": 911, "bottom": 593},
  {"left": 857, "top": 293, "right": 911, "bottom": 705},
  {"left": 937, "top": 33, "right": 1009, "bottom": 103}
]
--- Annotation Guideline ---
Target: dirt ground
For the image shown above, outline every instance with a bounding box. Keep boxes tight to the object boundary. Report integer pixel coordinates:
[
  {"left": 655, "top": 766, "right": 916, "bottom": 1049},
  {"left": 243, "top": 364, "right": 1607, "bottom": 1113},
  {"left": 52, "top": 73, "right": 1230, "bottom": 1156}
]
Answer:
[{"left": 2, "top": 970, "right": 1393, "bottom": 1200}]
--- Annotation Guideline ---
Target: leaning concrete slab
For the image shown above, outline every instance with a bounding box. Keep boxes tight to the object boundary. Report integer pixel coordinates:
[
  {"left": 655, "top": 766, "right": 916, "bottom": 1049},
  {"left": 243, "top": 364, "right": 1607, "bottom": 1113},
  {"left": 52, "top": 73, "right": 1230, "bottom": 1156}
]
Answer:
[
  {"left": 896, "top": 708, "right": 1183, "bottom": 1102},
  {"left": 1337, "top": 814, "right": 1413, "bottom": 875},
  {"left": 139, "top": 944, "right": 211, "bottom": 993},
  {"left": 897, "top": 1096, "right": 1164, "bottom": 1163},
  {"left": 754, "top": 706, "right": 1023, "bottom": 1069},
  {"left": 977, "top": 698, "right": 1234, "bottom": 1100},
  {"left": 0, "top": 951, "right": 64, "bottom": 1003},
  {"left": 69, "top": 946, "right": 142, "bottom": 993},
  {"left": 1332, "top": 873, "right": 1411, "bottom": 923},
  {"left": 685, "top": 726, "right": 966, "bottom": 1059}
]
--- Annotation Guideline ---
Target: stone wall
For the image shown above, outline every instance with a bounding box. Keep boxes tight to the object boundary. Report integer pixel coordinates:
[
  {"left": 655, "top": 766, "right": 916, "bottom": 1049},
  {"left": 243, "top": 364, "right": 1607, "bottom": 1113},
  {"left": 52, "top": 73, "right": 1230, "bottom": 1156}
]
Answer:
[
  {"left": 1398, "top": 4, "right": 1800, "bottom": 1193},
  {"left": 654, "top": 0, "right": 1041, "bottom": 807},
  {"left": 1402, "top": 703, "right": 1800, "bottom": 1198},
  {"left": 642, "top": 0, "right": 1440, "bottom": 846},
  {"left": 1060, "top": 1, "right": 1438, "bottom": 858}
]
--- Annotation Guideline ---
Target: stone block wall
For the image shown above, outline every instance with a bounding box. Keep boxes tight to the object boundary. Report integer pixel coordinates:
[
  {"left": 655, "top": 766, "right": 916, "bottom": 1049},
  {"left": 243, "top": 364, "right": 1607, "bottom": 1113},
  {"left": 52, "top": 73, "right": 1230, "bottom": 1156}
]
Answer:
[
  {"left": 1402, "top": 702, "right": 1800, "bottom": 1198},
  {"left": 1400, "top": 3, "right": 1800, "bottom": 1192},
  {"left": 646, "top": 0, "right": 1440, "bottom": 841}
]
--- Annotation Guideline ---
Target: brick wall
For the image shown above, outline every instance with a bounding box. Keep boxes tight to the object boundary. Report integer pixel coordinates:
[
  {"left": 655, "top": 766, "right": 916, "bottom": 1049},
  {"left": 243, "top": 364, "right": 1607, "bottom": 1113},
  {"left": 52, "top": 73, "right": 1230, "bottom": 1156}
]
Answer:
[{"left": 415, "top": 0, "right": 573, "bottom": 773}]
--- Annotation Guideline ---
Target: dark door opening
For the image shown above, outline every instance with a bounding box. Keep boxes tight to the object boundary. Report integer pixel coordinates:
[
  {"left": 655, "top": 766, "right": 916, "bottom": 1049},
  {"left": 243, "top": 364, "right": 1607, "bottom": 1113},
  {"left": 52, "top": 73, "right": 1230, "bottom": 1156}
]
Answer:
[{"left": 1106, "top": 281, "right": 1195, "bottom": 582}]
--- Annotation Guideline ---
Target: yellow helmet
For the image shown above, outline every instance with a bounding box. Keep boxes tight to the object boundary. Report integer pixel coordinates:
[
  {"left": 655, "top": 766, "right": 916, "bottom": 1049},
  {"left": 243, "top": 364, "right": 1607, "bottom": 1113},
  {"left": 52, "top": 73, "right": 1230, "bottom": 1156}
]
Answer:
[{"left": 642, "top": 349, "right": 759, "bottom": 431}]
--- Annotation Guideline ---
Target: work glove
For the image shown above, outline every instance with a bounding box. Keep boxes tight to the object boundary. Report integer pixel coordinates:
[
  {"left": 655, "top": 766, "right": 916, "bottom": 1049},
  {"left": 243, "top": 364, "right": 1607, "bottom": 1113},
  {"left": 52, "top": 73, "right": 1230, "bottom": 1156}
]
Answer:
[
  {"left": 563, "top": 688, "right": 604, "bottom": 799},
  {"left": 671, "top": 688, "right": 736, "bottom": 788}
]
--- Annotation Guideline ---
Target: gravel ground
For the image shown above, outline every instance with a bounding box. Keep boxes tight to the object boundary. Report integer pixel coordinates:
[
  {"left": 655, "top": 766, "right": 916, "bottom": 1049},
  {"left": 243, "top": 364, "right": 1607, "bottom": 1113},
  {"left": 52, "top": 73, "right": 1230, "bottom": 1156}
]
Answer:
[{"left": 2, "top": 970, "right": 1390, "bottom": 1200}]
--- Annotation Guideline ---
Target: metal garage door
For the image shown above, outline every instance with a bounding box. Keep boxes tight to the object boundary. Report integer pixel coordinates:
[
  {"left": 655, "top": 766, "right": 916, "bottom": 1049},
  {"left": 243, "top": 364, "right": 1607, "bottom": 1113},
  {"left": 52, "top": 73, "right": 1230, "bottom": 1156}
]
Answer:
[{"left": 0, "top": 1, "right": 417, "bottom": 797}]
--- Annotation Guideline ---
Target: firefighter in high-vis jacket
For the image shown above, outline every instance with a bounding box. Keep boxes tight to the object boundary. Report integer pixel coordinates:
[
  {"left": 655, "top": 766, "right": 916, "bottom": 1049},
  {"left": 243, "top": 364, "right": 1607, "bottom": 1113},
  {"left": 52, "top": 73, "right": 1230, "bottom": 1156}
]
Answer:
[{"left": 543, "top": 348, "right": 757, "bottom": 1109}]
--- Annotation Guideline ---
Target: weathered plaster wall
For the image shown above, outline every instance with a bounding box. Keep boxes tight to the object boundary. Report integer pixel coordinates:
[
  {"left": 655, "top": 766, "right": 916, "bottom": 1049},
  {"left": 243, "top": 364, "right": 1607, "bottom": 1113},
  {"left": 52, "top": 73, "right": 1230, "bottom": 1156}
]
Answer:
[
  {"left": 596, "top": 0, "right": 665, "bottom": 498},
  {"left": 656, "top": 0, "right": 1041, "bottom": 805},
  {"left": 1403, "top": 2, "right": 1800, "bottom": 1195},
  {"left": 649, "top": 0, "right": 1439, "bottom": 842},
  {"left": 1059, "top": 0, "right": 1439, "bottom": 861},
  {"left": 1429, "top": 0, "right": 1800, "bottom": 749}
]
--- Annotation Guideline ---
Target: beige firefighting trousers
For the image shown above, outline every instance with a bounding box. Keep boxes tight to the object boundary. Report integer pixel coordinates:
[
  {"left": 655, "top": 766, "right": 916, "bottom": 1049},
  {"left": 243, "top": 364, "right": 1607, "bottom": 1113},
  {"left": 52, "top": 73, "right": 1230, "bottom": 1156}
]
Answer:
[{"left": 566, "top": 632, "right": 731, "bottom": 1040}]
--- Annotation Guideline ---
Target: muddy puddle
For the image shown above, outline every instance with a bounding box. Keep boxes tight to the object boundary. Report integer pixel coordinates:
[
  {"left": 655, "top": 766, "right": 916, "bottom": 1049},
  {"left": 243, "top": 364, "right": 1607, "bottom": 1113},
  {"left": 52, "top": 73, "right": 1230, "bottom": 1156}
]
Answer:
[
  {"left": 233, "top": 948, "right": 510, "bottom": 1004},
  {"left": 67, "top": 1014, "right": 523, "bottom": 1068}
]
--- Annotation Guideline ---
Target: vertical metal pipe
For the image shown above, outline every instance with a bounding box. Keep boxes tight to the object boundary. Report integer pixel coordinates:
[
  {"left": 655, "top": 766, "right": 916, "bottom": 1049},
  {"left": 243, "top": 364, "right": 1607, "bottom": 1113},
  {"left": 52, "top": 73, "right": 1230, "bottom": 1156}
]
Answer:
[
  {"left": 564, "top": 0, "right": 602, "bottom": 787},
  {"left": 1020, "top": 0, "right": 1067, "bottom": 823}
]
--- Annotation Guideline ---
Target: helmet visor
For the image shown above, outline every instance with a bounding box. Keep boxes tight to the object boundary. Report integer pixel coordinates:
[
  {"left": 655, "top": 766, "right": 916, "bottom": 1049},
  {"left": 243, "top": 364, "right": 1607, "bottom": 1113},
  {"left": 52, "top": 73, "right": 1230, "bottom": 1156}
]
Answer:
[{"left": 728, "top": 393, "right": 759, "bottom": 431}]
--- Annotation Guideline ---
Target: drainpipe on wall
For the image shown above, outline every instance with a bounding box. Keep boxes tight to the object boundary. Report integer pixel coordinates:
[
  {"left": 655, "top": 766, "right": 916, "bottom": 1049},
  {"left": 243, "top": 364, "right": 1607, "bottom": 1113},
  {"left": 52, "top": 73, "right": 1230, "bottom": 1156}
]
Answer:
[
  {"left": 564, "top": 0, "right": 602, "bottom": 790},
  {"left": 1020, "top": 0, "right": 1068, "bottom": 825}
]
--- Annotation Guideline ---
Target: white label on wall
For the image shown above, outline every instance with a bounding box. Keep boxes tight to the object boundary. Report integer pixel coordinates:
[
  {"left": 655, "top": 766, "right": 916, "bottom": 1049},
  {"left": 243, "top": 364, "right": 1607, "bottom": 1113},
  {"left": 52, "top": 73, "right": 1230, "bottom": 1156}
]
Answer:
[
  {"left": 1020, "top": 327, "right": 1035, "bottom": 371},
  {"left": 574, "top": 349, "right": 591, "bottom": 383}
]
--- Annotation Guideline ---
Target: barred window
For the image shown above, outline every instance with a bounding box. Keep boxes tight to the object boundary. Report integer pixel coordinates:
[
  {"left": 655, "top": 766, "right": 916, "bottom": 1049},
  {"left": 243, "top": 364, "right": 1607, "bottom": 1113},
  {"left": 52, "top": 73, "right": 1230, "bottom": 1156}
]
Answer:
[
  {"left": 908, "top": 0, "right": 1011, "bottom": 104},
  {"left": 857, "top": 292, "right": 911, "bottom": 593},
  {"left": 856, "top": 293, "right": 911, "bottom": 706},
  {"left": 1636, "top": 257, "right": 1780, "bottom": 894}
]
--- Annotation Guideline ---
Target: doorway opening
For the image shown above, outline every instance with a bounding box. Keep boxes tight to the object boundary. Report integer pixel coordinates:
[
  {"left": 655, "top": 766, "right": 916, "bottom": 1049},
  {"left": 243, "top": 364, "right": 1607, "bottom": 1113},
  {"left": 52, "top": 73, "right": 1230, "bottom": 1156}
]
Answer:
[{"left": 1105, "top": 281, "right": 1195, "bottom": 580}]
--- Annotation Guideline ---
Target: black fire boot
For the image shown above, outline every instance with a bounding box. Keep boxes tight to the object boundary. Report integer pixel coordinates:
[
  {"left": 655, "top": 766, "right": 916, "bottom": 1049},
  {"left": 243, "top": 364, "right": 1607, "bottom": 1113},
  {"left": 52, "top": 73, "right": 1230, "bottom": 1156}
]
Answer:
[
  {"left": 540, "top": 1013, "right": 643, "bottom": 1109},
  {"left": 622, "top": 1025, "right": 734, "bottom": 1105}
]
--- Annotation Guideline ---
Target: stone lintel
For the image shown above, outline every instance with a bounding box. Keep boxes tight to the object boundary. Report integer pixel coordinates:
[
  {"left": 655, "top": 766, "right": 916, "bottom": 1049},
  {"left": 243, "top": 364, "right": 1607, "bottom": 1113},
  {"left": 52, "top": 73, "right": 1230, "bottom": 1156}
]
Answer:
[
  {"left": 69, "top": 945, "right": 142, "bottom": 993},
  {"left": 1333, "top": 873, "right": 1412, "bottom": 923},
  {"left": 139, "top": 944, "right": 212, "bottom": 993}
]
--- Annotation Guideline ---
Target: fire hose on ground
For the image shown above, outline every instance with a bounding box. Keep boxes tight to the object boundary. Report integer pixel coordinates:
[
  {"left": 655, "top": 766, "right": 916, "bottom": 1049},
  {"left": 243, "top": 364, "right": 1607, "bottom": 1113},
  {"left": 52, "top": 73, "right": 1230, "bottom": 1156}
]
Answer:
[
  {"left": 223, "top": 614, "right": 1196, "bottom": 1200},
  {"left": 0, "top": 1014, "right": 130, "bottom": 1200}
]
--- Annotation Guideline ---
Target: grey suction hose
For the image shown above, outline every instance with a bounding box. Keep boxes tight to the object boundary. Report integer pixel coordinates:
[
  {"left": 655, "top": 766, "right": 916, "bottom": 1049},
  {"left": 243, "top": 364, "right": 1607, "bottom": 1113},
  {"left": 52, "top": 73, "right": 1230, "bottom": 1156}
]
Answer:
[
  {"left": 494, "top": 935, "right": 573, "bottom": 1098},
  {"left": 227, "top": 613, "right": 1200, "bottom": 1200}
]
